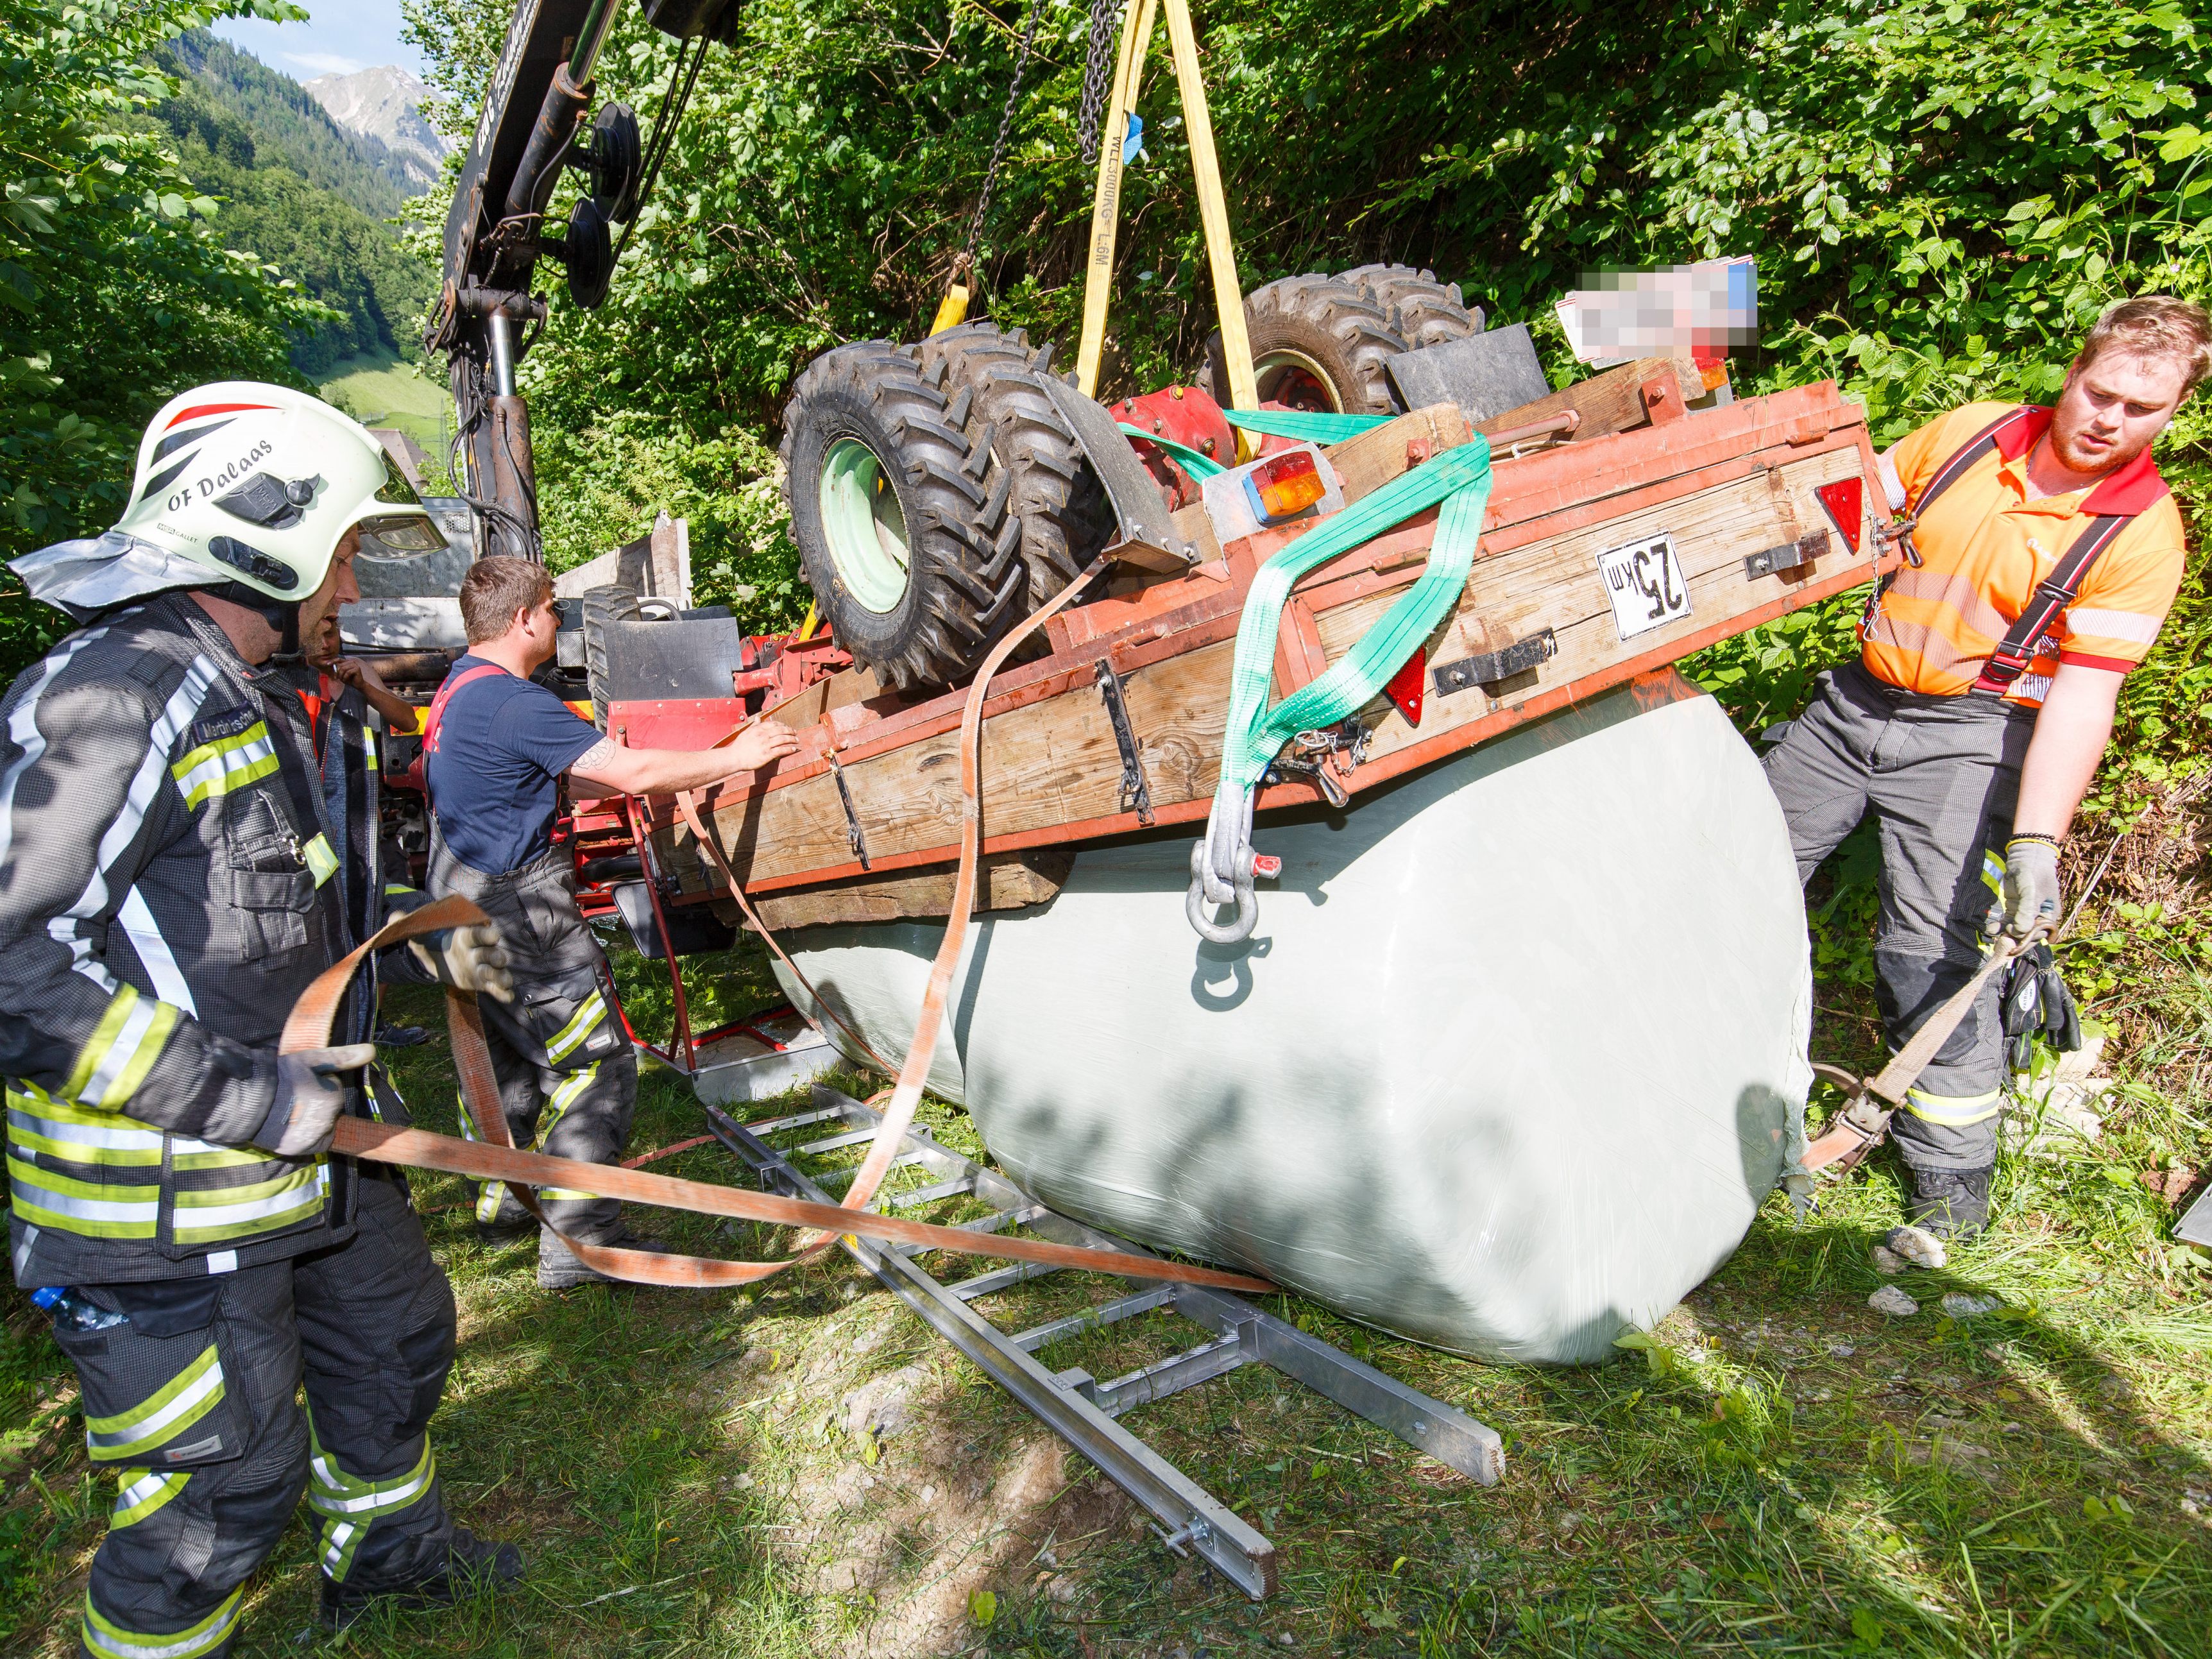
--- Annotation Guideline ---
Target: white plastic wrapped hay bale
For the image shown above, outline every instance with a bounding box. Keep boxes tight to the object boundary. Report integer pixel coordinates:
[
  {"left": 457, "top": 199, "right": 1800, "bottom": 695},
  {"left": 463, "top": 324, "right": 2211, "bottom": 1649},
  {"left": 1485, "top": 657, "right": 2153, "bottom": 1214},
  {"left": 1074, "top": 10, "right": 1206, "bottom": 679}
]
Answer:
[{"left": 772, "top": 679, "right": 1812, "bottom": 1364}]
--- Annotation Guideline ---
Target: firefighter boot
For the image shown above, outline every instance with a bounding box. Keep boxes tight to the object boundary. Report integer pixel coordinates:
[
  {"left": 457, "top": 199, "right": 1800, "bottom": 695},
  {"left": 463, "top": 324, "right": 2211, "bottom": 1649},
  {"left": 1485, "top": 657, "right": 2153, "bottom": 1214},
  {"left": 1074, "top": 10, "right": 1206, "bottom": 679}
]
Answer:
[
  {"left": 319, "top": 1527, "right": 525, "bottom": 1629},
  {"left": 538, "top": 1225, "right": 674, "bottom": 1289},
  {"left": 1905, "top": 1164, "right": 1993, "bottom": 1239}
]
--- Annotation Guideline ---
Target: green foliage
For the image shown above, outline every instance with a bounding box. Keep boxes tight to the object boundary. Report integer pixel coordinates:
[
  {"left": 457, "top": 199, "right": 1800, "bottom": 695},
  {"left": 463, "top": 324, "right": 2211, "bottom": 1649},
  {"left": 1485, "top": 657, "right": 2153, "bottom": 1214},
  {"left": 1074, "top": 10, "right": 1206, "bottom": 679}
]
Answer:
[
  {"left": 533, "top": 414, "right": 810, "bottom": 629},
  {"left": 0, "top": 0, "right": 327, "bottom": 681}
]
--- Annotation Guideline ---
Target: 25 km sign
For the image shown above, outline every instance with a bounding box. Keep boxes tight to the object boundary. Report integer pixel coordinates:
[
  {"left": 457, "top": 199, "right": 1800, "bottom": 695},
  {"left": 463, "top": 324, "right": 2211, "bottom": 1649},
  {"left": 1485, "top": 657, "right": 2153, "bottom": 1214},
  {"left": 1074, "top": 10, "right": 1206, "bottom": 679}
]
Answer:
[{"left": 1597, "top": 531, "right": 1691, "bottom": 640}]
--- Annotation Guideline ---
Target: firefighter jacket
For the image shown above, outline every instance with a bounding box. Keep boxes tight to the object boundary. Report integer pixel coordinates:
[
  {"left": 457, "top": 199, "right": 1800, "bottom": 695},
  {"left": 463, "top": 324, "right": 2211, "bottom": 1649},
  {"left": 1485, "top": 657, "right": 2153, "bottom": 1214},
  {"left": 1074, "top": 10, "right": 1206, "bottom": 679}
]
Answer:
[{"left": 1, "top": 594, "right": 364, "bottom": 1288}]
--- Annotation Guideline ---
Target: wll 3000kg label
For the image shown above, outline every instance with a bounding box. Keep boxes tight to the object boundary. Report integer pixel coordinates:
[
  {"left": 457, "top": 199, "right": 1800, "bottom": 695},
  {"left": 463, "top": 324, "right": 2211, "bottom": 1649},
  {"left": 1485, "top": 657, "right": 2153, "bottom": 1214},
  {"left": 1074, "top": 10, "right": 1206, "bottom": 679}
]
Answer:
[{"left": 1597, "top": 531, "right": 1691, "bottom": 640}]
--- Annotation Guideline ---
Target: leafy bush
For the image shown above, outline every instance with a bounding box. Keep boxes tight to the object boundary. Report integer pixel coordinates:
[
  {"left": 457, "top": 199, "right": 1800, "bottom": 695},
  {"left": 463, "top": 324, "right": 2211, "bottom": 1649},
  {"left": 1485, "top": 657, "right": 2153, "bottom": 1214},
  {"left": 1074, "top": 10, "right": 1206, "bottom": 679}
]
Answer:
[
  {"left": 0, "top": 0, "right": 328, "bottom": 682},
  {"left": 402, "top": 0, "right": 2212, "bottom": 642}
]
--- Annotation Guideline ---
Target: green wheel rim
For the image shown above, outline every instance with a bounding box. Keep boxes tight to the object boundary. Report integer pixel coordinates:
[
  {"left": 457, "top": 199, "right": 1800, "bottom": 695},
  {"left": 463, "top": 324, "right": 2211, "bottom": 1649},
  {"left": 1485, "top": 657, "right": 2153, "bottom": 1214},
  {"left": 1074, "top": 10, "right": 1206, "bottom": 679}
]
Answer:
[{"left": 819, "top": 437, "right": 911, "bottom": 613}]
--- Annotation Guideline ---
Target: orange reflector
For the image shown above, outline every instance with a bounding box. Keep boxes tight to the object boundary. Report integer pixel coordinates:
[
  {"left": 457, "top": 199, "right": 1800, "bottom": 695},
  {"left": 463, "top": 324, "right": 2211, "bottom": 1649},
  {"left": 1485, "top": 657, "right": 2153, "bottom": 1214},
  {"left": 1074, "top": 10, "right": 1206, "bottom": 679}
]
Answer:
[{"left": 1245, "top": 451, "right": 1327, "bottom": 522}]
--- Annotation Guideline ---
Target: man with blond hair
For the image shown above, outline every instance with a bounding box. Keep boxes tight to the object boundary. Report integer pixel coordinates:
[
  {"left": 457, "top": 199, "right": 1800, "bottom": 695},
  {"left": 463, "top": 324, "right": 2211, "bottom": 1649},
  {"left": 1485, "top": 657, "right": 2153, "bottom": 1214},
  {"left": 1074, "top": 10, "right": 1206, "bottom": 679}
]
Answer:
[
  {"left": 1766, "top": 296, "right": 2208, "bottom": 1238},
  {"left": 421, "top": 556, "right": 798, "bottom": 1286}
]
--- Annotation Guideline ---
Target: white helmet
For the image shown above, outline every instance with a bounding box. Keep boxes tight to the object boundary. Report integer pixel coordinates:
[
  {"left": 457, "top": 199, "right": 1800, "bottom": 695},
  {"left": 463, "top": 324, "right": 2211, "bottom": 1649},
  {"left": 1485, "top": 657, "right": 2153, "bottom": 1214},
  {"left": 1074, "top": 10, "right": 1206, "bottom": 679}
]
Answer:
[{"left": 10, "top": 381, "right": 444, "bottom": 618}]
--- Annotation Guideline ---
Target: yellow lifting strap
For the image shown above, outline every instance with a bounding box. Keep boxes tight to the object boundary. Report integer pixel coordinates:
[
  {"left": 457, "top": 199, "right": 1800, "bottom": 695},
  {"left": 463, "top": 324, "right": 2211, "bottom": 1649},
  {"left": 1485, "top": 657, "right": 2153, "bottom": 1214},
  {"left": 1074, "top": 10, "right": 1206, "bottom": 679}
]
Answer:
[
  {"left": 930, "top": 285, "right": 972, "bottom": 336},
  {"left": 1075, "top": 0, "right": 1256, "bottom": 441}
]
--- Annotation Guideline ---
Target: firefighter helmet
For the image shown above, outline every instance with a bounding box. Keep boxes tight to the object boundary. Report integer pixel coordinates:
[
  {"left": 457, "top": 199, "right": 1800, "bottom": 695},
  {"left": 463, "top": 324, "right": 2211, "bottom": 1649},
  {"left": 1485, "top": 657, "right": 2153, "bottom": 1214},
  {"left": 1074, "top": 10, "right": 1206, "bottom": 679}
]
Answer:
[{"left": 10, "top": 382, "right": 443, "bottom": 617}]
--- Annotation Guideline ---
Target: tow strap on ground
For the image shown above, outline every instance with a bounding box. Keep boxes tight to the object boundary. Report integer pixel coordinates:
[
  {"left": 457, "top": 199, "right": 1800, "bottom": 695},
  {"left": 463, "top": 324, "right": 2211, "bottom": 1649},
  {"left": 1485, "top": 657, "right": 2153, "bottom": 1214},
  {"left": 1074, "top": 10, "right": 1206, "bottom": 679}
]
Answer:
[
  {"left": 1190, "top": 436, "right": 1493, "bottom": 942},
  {"left": 292, "top": 899, "right": 1270, "bottom": 1294},
  {"left": 1801, "top": 935, "right": 2032, "bottom": 1173}
]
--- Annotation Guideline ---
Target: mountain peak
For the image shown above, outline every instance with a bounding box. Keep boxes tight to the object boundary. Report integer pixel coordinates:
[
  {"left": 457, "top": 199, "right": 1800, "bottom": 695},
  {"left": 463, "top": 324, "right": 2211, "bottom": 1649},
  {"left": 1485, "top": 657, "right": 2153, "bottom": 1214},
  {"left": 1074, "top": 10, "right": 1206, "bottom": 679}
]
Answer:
[{"left": 304, "top": 65, "right": 450, "bottom": 192}]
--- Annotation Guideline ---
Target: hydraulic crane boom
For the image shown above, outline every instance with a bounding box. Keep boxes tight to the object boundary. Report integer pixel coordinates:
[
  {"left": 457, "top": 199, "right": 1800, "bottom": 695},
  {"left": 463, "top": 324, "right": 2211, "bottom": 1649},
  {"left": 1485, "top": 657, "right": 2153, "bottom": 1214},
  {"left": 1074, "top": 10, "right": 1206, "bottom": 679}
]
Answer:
[{"left": 428, "top": 0, "right": 741, "bottom": 559}]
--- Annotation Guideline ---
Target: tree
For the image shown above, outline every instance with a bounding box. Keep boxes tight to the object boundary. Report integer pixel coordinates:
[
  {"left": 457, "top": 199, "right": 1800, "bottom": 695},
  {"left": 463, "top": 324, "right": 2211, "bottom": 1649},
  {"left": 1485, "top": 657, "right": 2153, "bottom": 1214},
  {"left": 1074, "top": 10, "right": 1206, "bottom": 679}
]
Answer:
[{"left": 0, "top": 0, "right": 328, "bottom": 678}]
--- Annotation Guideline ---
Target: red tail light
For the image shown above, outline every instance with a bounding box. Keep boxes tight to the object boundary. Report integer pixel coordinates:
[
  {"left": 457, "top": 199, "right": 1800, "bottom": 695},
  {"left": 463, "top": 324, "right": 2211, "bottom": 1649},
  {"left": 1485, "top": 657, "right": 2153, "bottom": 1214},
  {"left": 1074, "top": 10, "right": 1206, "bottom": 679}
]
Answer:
[{"left": 1243, "top": 450, "right": 1327, "bottom": 523}]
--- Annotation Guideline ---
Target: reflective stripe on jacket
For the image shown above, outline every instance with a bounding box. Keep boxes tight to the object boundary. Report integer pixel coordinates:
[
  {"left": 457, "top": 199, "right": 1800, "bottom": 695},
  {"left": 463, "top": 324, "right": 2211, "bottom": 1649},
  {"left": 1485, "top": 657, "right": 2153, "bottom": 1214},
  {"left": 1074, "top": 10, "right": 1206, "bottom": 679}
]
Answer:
[{"left": 1, "top": 595, "right": 355, "bottom": 1286}]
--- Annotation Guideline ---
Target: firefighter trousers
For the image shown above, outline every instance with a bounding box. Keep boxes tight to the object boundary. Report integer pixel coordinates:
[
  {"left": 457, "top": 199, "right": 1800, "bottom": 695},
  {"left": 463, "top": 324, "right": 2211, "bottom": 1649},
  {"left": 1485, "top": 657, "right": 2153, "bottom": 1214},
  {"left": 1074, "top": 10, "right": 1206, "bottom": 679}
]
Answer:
[
  {"left": 1762, "top": 663, "right": 2039, "bottom": 1173},
  {"left": 59, "top": 1169, "right": 457, "bottom": 1659},
  {"left": 428, "top": 838, "right": 638, "bottom": 1244}
]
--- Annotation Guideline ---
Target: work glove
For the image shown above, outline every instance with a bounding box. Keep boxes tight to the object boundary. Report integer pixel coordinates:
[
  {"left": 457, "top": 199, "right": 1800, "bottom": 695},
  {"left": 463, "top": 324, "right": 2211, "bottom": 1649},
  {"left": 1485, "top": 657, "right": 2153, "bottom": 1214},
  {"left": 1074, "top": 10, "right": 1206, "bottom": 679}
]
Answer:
[
  {"left": 2002, "top": 940, "right": 2083, "bottom": 1072},
  {"left": 252, "top": 1044, "right": 376, "bottom": 1157},
  {"left": 1988, "top": 835, "right": 2062, "bottom": 941},
  {"left": 408, "top": 921, "right": 515, "bottom": 1003}
]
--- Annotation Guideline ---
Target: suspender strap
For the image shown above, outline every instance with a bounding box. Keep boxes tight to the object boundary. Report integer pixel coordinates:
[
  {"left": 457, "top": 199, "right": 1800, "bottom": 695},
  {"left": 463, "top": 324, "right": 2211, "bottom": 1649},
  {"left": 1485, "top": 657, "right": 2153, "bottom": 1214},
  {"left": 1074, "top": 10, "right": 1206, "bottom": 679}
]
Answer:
[
  {"left": 1910, "top": 406, "right": 2036, "bottom": 518},
  {"left": 1904, "top": 407, "right": 2147, "bottom": 693},
  {"left": 420, "top": 661, "right": 512, "bottom": 816},
  {"left": 1971, "top": 513, "right": 2132, "bottom": 692},
  {"left": 421, "top": 663, "right": 509, "bottom": 757}
]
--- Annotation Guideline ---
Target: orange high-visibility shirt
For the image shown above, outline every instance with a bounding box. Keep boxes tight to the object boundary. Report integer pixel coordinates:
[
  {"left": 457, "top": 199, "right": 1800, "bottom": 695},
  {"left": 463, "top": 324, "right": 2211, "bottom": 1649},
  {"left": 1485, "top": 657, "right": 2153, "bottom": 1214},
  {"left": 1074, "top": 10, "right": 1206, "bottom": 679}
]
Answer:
[{"left": 1861, "top": 401, "right": 2188, "bottom": 708}]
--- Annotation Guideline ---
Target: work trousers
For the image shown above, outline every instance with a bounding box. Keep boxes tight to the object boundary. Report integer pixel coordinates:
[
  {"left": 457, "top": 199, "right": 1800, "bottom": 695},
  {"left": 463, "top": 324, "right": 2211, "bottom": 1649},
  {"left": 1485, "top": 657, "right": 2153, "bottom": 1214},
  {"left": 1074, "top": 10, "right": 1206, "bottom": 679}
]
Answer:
[
  {"left": 59, "top": 1170, "right": 456, "bottom": 1659},
  {"left": 1762, "top": 663, "right": 2038, "bottom": 1173},
  {"left": 428, "top": 838, "right": 637, "bottom": 1243}
]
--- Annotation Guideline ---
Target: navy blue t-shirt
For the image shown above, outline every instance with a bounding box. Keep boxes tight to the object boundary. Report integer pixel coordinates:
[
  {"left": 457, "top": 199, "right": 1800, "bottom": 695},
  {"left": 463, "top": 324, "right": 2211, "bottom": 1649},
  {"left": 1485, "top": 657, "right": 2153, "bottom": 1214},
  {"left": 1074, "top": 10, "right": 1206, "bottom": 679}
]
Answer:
[{"left": 425, "top": 655, "right": 603, "bottom": 874}]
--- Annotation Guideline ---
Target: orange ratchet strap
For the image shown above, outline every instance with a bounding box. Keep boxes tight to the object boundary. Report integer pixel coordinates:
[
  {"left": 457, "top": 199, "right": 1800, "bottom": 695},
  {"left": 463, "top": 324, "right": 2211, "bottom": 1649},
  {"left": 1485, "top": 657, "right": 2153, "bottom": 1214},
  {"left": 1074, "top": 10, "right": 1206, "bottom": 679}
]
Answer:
[{"left": 285, "top": 565, "right": 1267, "bottom": 1295}]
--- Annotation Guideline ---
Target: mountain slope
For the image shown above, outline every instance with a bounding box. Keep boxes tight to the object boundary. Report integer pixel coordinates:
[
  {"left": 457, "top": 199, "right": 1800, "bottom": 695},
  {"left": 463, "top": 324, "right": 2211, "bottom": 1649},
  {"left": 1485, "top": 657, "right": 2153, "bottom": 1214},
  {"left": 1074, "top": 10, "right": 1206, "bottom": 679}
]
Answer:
[
  {"left": 149, "top": 31, "right": 436, "bottom": 374},
  {"left": 160, "top": 30, "right": 421, "bottom": 213},
  {"left": 305, "top": 66, "right": 448, "bottom": 194}
]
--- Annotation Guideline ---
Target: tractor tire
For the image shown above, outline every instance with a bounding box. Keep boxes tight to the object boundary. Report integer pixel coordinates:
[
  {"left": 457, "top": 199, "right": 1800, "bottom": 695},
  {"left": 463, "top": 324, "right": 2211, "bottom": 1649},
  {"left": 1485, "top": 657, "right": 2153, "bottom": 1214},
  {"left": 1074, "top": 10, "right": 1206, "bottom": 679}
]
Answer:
[
  {"left": 913, "top": 321, "right": 1111, "bottom": 609},
  {"left": 1339, "top": 263, "right": 1485, "bottom": 348},
  {"left": 1196, "top": 273, "right": 1410, "bottom": 416},
  {"left": 580, "top": 583, "right": 640, "bottom": 730},
  {"left": 780, "top": 340, "right": 1024, "bottom": 698}
]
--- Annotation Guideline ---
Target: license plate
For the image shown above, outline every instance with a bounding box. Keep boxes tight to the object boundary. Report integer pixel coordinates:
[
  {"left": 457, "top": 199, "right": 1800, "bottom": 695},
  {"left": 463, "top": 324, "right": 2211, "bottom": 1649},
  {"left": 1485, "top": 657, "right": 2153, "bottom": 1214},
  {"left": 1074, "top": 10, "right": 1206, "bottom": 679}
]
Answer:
[{"left": 1597, "top": 531, "right": 1691, "bottom": 640}]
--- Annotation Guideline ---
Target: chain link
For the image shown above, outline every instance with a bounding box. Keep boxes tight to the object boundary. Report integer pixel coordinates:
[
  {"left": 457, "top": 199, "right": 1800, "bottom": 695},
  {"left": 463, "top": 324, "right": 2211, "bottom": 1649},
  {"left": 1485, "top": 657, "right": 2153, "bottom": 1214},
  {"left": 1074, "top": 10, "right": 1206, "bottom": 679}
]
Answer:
[
  {"left": 1076, "top": 0, "right": 1127, "bottom": 166},
  {"left": 960, "top": 0, "right": 1050, "bottom": 286}
]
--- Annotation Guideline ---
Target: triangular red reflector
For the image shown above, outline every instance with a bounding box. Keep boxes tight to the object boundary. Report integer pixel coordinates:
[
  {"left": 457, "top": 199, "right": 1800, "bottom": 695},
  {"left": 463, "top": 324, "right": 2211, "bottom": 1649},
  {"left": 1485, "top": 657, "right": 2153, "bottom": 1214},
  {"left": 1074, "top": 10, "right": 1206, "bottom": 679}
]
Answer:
[
  {"left": 1816, "top": 477, "right": 1865, "bottom": 553},
  {"left": 1385, "top": 650, "right": 1424, "bottom": 727}
]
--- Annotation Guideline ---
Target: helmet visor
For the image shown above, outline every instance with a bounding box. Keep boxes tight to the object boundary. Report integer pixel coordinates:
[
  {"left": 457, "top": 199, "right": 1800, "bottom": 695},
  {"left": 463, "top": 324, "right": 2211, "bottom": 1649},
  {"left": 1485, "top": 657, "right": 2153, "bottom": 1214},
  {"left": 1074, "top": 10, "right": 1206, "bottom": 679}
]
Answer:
[{"left": 357, "top": 512, "right": 448, "bottom": 555}]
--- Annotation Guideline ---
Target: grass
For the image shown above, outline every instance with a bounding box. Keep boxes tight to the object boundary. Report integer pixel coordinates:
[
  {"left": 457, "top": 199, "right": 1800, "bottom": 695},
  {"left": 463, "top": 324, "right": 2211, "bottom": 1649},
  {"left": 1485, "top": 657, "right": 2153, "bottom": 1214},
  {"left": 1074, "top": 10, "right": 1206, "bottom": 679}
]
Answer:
[
  {"left": 318, "top": 347, "right": 452, "bottom": 464},
  {"left": 3, "top": 928, "right": 2210, "bottom": 1658}
]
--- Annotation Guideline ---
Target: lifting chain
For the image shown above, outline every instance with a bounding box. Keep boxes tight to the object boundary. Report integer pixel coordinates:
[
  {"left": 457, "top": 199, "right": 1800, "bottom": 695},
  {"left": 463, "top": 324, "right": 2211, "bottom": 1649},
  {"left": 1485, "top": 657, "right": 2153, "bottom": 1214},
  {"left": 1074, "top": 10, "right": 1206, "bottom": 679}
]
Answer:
[
  {"left": 1076, "top": 0, "right": 1127, "bottom": 166},
  {"left": 960, "top": 0, "right": 1051, "bottom": 285}
]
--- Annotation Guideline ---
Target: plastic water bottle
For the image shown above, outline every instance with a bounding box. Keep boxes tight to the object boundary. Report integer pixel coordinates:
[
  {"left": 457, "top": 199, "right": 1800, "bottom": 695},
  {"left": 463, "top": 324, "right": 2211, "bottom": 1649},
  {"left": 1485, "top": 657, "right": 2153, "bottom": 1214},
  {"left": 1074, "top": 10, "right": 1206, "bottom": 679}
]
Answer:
[{"left": 30, "top": 1287, "right": 128, "bottom": 1331}]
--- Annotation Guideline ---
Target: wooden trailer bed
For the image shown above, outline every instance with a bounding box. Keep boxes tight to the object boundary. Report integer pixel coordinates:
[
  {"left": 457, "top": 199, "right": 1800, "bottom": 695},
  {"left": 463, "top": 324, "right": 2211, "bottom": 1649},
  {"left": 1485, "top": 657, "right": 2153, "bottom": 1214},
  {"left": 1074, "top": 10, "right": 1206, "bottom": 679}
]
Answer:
[{"left": 610, "top": 377, "right": 1894, "bottom": 928}]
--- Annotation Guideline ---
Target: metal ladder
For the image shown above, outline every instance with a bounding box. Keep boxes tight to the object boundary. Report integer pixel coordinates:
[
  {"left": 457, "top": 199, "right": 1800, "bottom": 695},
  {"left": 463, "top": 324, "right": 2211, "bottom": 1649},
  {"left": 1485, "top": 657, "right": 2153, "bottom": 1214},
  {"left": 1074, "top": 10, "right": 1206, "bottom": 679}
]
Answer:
[{"left": 699, "top": 1084, "right": 1504, "bottom": 1599}]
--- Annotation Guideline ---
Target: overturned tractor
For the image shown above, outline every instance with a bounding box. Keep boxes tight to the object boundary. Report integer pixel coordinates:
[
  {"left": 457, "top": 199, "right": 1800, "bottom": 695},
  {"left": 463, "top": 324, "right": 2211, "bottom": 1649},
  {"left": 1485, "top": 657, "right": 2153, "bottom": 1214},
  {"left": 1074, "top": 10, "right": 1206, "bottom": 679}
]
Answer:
[{"left": 420, "top": 0, "right": 1878, "bottom": 1365}]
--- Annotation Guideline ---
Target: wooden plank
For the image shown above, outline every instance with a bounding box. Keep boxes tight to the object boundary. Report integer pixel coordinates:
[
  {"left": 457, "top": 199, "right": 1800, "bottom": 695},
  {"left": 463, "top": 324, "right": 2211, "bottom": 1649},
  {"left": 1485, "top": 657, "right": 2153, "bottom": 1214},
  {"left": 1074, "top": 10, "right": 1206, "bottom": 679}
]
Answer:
[
  {"left": 661, "top": 634, "right": 1243, "bottom": 894},
  {"left": 1473, "top": 355, "right": 1704, "bottom": 445},
  {"left": 1311, "top": 447, "right": 1868, "bottom": 769},
  {"left": 715, "top": 851, "right": 1073, "bottom": 930},
  {"left": 765, "top": 675, "right": 832, "bottom": 731},
  {"left": 1323, "top": 403, "right": 1472, "bottom": 499}
]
